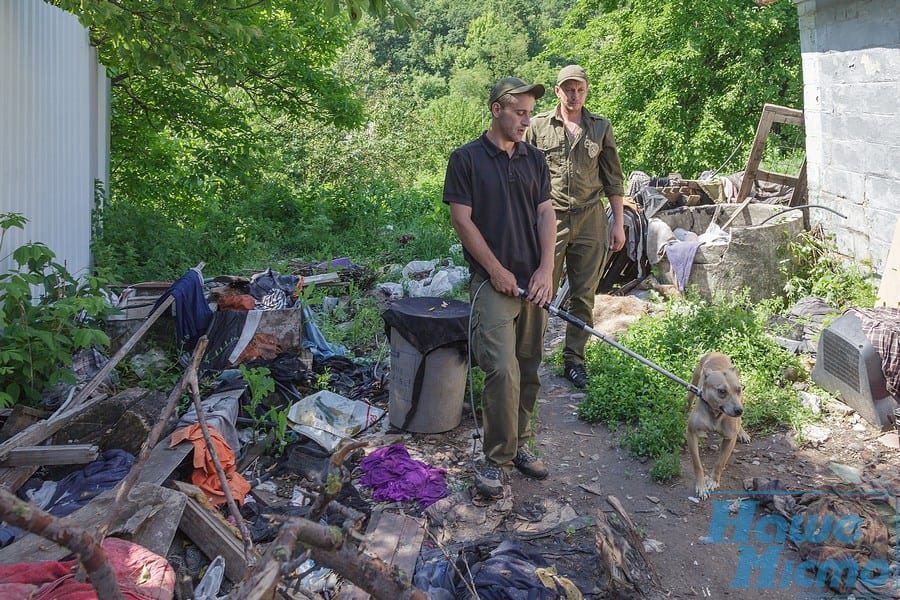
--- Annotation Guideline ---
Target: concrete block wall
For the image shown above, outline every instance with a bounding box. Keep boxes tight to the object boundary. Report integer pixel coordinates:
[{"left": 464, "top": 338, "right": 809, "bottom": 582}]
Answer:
[{"left": 796, "top": 0, "right": 900, "bottom": 275}]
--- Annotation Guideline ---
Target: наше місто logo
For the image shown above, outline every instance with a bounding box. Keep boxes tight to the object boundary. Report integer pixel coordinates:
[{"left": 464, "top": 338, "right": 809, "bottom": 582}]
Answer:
[{"left": 704, "top": 491, "right": 899, "bottom": 597}]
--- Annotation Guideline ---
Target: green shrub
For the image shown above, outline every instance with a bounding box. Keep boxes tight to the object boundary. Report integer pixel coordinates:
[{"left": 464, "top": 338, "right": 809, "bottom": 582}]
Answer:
[
  {"left": 649, "top": 452, "right": 681, "bottom": 482},
  {"left": 0, "top": 213, "right": 112, "bottom": 408},
  {"left": 578, "top": 291, "right": 811, "bottom": 472},
  {"left": 781, "top": 225, "right": 878, "bottom": 310}
]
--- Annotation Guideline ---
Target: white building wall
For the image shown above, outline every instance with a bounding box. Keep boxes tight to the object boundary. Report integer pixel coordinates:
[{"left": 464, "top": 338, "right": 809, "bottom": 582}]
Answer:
[
  {"left": 796, "top": 0, "right": 900, "bottom": 274},
  {"left": 0, "top": 0, "right": 109, "bottom": 278}
]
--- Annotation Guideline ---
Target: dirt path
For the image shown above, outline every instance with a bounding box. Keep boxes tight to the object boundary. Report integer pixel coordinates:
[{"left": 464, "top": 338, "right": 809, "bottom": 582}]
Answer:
[{"left": 407, "top": 312, "right": 900, "bottom": 598}]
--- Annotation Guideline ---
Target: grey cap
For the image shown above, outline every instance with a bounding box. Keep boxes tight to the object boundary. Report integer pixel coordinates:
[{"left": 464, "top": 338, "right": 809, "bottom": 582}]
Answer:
[
  {"left": 488, "top": 77, "right": 545, "bottom": 106},
  {"left": 556, "top": 64, "right": 588, "bottom": 85}
]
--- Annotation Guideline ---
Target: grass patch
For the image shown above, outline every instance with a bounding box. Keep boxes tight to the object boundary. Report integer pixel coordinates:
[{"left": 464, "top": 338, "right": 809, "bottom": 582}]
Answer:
[{"left": 577, "top": 291, "right": 814, "bottom": 481}]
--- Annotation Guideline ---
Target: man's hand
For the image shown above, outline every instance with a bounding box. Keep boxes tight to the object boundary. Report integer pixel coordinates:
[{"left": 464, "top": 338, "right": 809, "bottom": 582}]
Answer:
[
  {"left": 607, "top": 194, "right": 626, "bottom": 253},
  {"left": 524, "top": 265, "right": 553, "bottom": 306},
  {"left": 609, "top": 222, "right": 626, "bottom": 253},
  {"left": 489, "top": 266, "right": 520, "bottom": 297}
]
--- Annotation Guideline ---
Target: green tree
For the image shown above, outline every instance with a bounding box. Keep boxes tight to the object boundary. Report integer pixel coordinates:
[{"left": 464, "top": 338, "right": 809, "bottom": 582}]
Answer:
[
  {"left": 50, "top": 0, "right": 417, "bottom": 281},
  {"left": 544, "top": 0, "right": 802, "bottom": 177}
]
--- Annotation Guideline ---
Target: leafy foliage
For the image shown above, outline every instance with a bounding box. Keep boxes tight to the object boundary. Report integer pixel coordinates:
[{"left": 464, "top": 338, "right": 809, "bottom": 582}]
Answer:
[
  {"left": 543, "top": 0, "right": 802, "bottom": 177},
  {"left": 239, "top": 364, "right": 290, "bottom": 454},
  {"left": 578, "top": 291, "right": 810, "bottom": 476},
  {"left": 781, "top": 225, "right": 878, "bottom": 310},
  {"left": 0, "top": 214, "right": 112, "bottom": 408},
  {"left": 79, "top": 0, "right": 806, "bottom": 285}
]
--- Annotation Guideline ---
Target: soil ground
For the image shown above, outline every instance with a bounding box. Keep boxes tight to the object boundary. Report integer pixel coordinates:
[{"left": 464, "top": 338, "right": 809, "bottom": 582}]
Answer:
[{"left": 382, "top": 310, "right": 900, "bottom": 599}]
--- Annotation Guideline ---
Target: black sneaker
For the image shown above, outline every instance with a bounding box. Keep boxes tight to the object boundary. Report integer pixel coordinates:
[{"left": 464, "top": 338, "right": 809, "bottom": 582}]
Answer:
[
  {"left": 474, "top": 462, "right": 505, "bottom": 497},
  {"left": 565, "top": 362, "right": 589, "bottom": 389},
  {"left": 513, "top": 446, "right": 549, "bottom": 480}
]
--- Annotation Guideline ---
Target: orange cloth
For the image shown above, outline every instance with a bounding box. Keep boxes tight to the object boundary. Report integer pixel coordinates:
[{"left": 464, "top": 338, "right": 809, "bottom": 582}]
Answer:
[
  {"left": 234, "top": 333, "right": 280, "bottom": 365},
  {"left": 216, "top": 294, "right": 256, "bottom": 311},
  {"left": 170, "top": 423, "right": 250, "bottom": 506}
]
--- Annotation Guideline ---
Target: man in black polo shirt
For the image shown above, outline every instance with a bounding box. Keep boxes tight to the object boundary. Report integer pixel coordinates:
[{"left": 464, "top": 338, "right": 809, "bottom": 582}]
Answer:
[{"left": 443, "top": 77, "right": 556, "bottom": 498}]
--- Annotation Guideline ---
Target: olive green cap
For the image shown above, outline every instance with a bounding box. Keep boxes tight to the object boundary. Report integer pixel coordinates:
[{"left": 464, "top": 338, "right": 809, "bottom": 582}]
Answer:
[
  {"left": 488, "top": 77, "right": 545, "bottom": 106},
  {"left": 556, "top": 64, "right": 588, "bottom": 85}
]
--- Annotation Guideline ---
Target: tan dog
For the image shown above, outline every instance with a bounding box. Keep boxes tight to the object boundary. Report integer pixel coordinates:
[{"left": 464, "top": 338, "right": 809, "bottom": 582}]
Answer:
[{"left": 686, "top": 352, "right": 750, "bottom": 499}]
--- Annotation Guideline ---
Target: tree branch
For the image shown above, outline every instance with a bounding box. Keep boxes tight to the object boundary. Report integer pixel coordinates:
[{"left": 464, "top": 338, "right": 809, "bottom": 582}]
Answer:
[
  {"left": 0, "top": 488, "right": 124, "bottom": 600},
  {"left": 96, "top": 335, "right": 208, "bottom": 539}
]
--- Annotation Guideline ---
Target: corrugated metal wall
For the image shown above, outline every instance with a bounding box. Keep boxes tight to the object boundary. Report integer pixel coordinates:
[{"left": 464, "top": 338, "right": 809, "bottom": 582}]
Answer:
[{"left": 0, "top": 0, "right": 109, "bottom": 279}]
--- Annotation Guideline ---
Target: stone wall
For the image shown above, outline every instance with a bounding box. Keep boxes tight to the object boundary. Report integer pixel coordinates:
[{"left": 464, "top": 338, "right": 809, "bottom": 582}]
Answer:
[{"left": 795, "top": 0, "right": 900, "bottom": 275}]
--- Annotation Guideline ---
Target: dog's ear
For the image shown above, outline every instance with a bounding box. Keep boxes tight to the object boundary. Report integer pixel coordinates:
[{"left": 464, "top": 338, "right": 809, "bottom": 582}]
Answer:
[{"left": 699, "top": 369, "right": 714, "bottom": 396}]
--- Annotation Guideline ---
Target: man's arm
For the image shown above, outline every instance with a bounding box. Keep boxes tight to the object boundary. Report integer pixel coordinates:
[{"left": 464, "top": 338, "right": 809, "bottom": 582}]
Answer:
[
  {"left": 448, "top": 203, "right": 519, "bottom": 296},
  {"left": 526, "top": 199, "right": 556, "bottom": 306},
  {"left": 608, "top": 194, "right": 626, "bottom": 253}
]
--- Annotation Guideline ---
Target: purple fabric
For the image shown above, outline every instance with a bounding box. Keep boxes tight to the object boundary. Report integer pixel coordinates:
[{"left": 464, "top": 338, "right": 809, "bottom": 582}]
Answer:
[
  {"left": 359, "top": 444, "right": 448, "bottom": 508},
  {"left": 316, "top": 257, "right": 355, "bottom": 270},
  {"left": 665, "top": 240, "right": 702, "bottom": 291}
]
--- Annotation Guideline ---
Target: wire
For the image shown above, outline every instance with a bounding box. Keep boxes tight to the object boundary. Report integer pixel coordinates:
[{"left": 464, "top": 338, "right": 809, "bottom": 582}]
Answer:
[
  {"left": 709, "top": 141, "right": 743, "bottom": 178},
  {"left": 756, "top": 204, "right": 848, "bottom": 226},
  {"left": 466, "top": 278, "right": 491, "bottom": 461}
]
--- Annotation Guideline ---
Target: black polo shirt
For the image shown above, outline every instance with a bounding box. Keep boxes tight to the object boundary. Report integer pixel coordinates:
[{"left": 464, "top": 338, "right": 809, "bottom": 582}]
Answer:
[{"left": 443, "top": 133, "right": 551, "bottom": 288}]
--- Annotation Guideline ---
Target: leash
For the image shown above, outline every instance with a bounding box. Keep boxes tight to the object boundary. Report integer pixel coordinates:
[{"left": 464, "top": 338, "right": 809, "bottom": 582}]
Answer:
[{"left": 518, "top": 288, "right": 703, "bottom": 399}]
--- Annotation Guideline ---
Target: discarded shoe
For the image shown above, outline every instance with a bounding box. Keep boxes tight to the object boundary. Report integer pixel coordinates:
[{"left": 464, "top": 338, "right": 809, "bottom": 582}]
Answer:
[
  {"left": 513, "top": 446, "right": 549, "bottom": 480},
  {"left": 565, "top": 362, "right": 589, "bottom": 389},
  {"left": 474, "top": 462, "right": 505, "bottom": 497}
]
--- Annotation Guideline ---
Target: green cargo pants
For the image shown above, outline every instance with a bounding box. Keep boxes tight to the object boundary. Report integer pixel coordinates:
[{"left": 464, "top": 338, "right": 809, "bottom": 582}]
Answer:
[
  {"left": 470, "top": 275, "right": 547, "bottom": 468},
  {"left": 553, "top": 203, "right": 609, "bottom": 367}
]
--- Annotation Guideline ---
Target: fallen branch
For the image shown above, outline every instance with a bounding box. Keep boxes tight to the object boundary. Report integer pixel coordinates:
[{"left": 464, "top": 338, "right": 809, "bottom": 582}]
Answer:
[
  {"left": 96, "top": 336, "right": 209, "bottom": 539},
  {"left": 231, "top": 516, "right": 430, "bottom": 600},
  {"left": 594, "top": 495, "right": 665, "bottom": 599},
  {"left": 185, "top": 347, "right": 256, "bottom": 563},
  {"left": 0, "top": 487, "right": 123, "bottom": 600},
  {"left": 307, "top": 440, "right": 366, "bottom": 522}
]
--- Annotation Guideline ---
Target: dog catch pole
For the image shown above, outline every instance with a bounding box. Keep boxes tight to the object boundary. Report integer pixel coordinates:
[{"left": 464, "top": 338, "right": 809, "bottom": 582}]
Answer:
[{"left": 518, "top": 288, "right": 702, "bottom": 397}]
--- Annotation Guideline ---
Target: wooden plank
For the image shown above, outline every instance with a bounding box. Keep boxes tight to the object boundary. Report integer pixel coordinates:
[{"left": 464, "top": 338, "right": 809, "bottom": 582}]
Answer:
[
  {"left": 171, "top": 480, "right": 257, "bottom": 583},
  {"left": 755, "top": 168, "right": 800, "bottom": 189},
  {"left": 137, "top": 433, "right": 193, "bottom": 486},
  {"left": 305, "top": 272, "right": 341, "bottom": 285},
  {"left": 338, "top": 510, "right": 425, "bottom": 600},
  {"left": 0, "top": 392, "right": 115, "bottom": 463},
  {"left": 877, "top": 219, "right": 900, "bottom": 308},
  {"left": 0, "top": 482, "right": 186, "bottom": 564},
  {"left": 0, "top": 444, "right": 99, "bottom": 467},
  {"left": 0, "top": 406, "right": 48, "bottom": 493},
  {"left": 764, "top": 102, "right": 804, "bottom": 126},
  {"left": 0, "top": 467, "right": 36, "bottom": 494}
]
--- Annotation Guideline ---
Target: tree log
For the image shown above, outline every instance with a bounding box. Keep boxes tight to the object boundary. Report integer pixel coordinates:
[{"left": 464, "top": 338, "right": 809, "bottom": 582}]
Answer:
[
  {"left": 594, "top": 495, "right": 665, "bottom": 599},
  {"left": 0, "top": 487, "right": 123, "bottom": 600}
]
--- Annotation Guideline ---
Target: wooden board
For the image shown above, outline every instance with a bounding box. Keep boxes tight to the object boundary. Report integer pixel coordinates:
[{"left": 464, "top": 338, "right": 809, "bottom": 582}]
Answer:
[
  {"left": 137, "top": 433, "right": 193, "bottom": 486},
  {"left": 877, "top": 219, "right": 900, "bottom": 308},
  {"left": 171, "top": 480, "right": 258, "bottom": 583},
  {"left": 0, "top": 405, "right": 49, "bottom": 493},
  {"left": 0, "top": 482, "right": 186, "bottom": 565},
  {"left": 0, "top": 444, "right": 98, "bottom": 467},
  {"left": 338, "top": 510, "right": 425, "bottom": 600}
]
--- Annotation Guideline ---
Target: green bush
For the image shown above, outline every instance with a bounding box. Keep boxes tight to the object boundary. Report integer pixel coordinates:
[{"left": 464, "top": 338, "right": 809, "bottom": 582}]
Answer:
[
  {"left": 578, "top": 291, "right": 810, "bottom": 473},
  {"left": 781, "top": 225, "right": 878, "bottom": 310},
  {"left": 0, "top": 213, "right": 112, "bottom": 408}
]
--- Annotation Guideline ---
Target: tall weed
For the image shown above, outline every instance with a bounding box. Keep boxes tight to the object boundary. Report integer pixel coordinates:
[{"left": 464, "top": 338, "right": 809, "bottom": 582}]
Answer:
[
  {"left": 579, "top": 291, "right": 810, "bottom": 478},
  {"left": 781, "top": 225, "right": 878, "bottom": 310}
]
